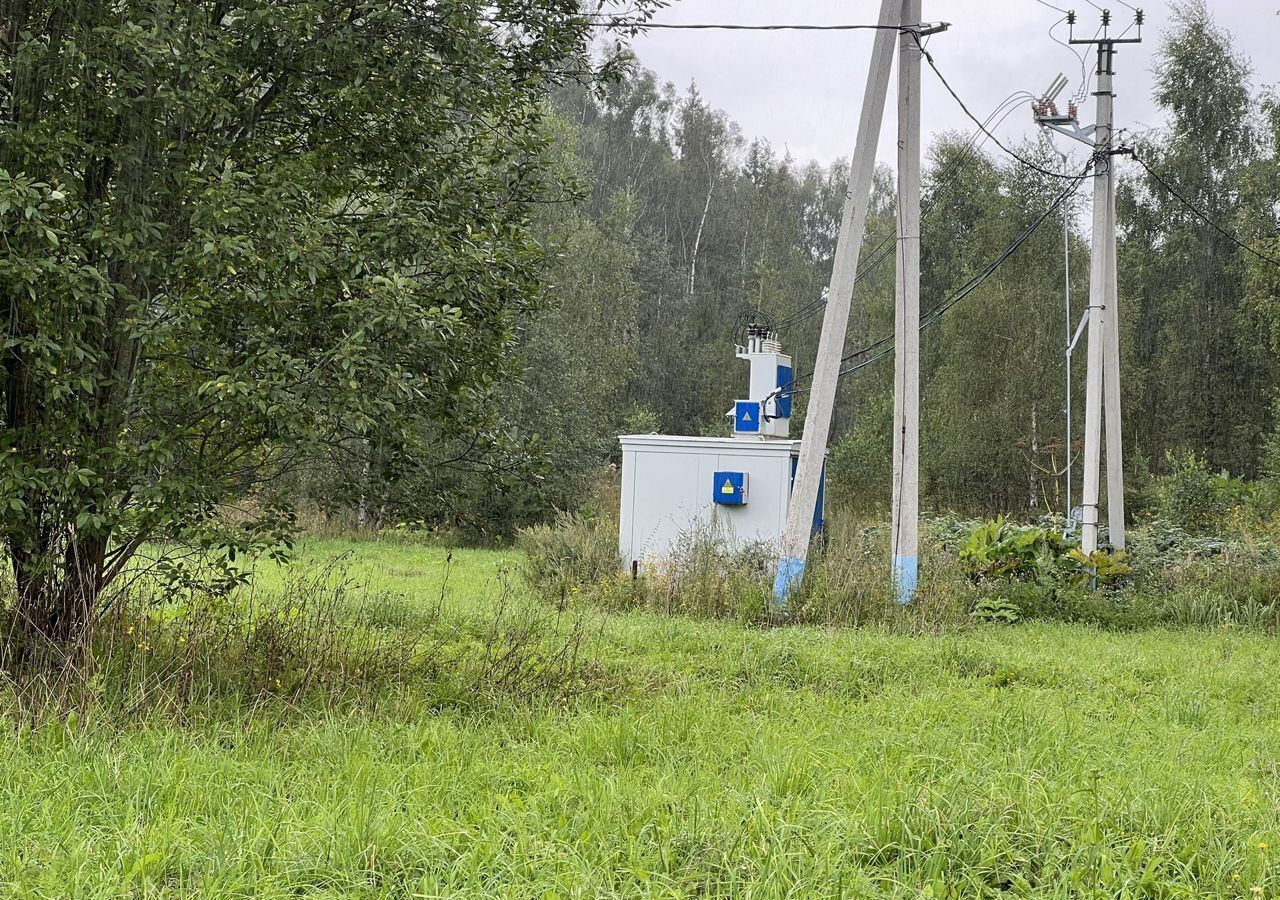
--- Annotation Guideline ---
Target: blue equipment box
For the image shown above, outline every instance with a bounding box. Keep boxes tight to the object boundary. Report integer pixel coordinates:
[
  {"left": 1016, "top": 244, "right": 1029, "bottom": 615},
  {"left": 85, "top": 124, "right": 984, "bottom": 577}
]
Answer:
[
  {"left": 713, "top": 471, "right": 748, "bottom": 505},
  {"left": 734, "top": 400, "right": 761, "bottom": 434}
]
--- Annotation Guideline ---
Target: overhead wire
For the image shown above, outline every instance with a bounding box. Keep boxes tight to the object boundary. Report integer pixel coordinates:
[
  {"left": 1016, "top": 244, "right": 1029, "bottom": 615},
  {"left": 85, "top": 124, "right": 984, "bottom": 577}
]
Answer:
[
  {"left": 1046, "top": 14, "right": 1089, "bottom": 106},
  {"left": 583, "top": 20, "right": 925, "bottom": 32},
  {"left": 1129, "top": 152, "right": 1280, "bottom": 269},
  {"left": 775, "top": 161, "right": 1093, "bottom": 396},
  {"left": 909, "top": 31, "right": 1082, "bottom": 181},
  {"left": 1072, "top": 21, "right": 1105, "bottom": 106},
  {"left": 770, "top": 90, "right": 1035, "bottom": 334},
  {"left": 1084, "top": 0, "right": 1139, "bottom": 16}
]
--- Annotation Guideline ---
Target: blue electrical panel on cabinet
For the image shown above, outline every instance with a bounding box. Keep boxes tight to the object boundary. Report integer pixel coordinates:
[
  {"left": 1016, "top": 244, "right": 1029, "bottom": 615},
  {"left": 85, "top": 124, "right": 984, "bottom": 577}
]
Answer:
[
  {"left": 734, "top": 401, "right": 761, "bottom": 434},
  {"left": 775, "top": 364, "right": 793, "bottom": 418},
  {"left": 713, "top": 471, "right": 747, "bottom": 505}
]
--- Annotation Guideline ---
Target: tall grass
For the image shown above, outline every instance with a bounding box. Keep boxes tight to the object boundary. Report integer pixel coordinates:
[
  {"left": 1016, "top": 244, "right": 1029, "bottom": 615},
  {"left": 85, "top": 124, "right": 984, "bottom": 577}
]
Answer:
[
  {"left": 520, "top": 514, "right": 981, "bottom": 632},
  {"left": 0, "top": 549, "right": 616, "bottom": 721},
  {"left": 6, "top": 531, "right": 1280, "bottom": 895},
  {"left": 5, "top": 564, "right": 1280, "bottom": 897},
  {"left": 518, "top": 510, "right": 1280, "bottom": 637}
]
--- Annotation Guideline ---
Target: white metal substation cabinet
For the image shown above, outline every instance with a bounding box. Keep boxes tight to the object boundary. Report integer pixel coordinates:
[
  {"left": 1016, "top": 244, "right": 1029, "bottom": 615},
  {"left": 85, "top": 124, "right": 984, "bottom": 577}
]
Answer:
[{"left": 617, "top": 434, "right": 823, "bottom": 570}]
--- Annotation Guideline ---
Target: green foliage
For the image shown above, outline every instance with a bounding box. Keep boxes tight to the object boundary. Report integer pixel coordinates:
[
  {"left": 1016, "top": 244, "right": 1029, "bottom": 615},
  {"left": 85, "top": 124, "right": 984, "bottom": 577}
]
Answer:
[
  {"left": 0, "top": 0, "right": 645, "bottom": 645},
  {"left": 486, "top": 0, "right": 1279, "bottom": 533},
  {"left": 1120, "top": 1, "right": 1276, "bottom": 478},
  {"left": 827, "top": 392, "right": 893, "bottom": 510},
  {"left": 617, "top": 531, "right": 775, "bottom": 623},
  {"left": 1158, "top": 450, "right": 1258, "bottom": 533},
  {"left": 1, "top": 541, "right": 617, "bottom": 719},
  {"left": 1062, "top": 547, "right": 1133, "bottom": 587},
  {"left": 619, "top": 403, "right": 661, "bottom": 437},
  {"left": 10, "top": 541, "right": 1280, "bottom": 895},
  {"left": 970, "top": 595, "right": 1021, "bottom": 625},
  {"left": 958, "top": 516, "right": 1067, "bottom": 580},
  {"left": 517, "top": 511, "right": 620, "bottom": 604},
  {"left": 954, "top": 516, "right": 1139, "bottom": 627}
]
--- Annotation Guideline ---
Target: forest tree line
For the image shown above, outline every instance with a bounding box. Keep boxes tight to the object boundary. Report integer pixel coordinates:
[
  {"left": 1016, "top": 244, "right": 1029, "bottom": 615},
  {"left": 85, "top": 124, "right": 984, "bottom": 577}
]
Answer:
[
  {"left": 383, "top": 0, "right": 1279, "bottom": 536},
  {"left": 2, "top": 0, "right": 1277, "bottom": 649}
]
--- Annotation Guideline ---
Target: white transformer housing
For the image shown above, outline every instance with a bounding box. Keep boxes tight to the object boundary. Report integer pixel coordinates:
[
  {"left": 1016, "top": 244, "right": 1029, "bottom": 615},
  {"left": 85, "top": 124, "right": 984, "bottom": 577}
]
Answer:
[
  {"left": 618, "top": 434, "right": 824, "bottom": 569},
  {"left": 731, "top": 332, "right": 793, "bottom": 439}
]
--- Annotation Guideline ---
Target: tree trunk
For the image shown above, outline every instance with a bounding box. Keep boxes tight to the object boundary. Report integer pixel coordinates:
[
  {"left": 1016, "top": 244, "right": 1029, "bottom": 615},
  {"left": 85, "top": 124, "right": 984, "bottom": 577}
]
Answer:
[
  {"left": 687, "top": 177, "right": 714, "bottom": 296},
  {"left": 1029, "top": 401, "right": 1039, "bottom": 510},
  {"left": 11, "top": 531, "right": 109, "bottom": 655}
]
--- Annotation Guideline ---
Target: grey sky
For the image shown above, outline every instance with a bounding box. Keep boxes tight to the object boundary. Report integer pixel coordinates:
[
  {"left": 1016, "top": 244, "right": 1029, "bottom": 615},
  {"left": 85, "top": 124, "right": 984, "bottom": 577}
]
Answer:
[{"left": 627, "top": 1, "right": 1280, "bottom": 172}]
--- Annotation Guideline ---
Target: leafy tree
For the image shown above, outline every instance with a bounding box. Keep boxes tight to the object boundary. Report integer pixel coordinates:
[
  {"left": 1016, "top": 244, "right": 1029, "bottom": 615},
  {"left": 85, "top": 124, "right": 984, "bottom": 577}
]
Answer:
[
  {"left": 919, "top": 140, "right": 1081, "bottom": 514},
  {"left": 0, "top": 0, "right": 644, "bottom": 649},
  {"left": 1243, "top": 91, "right": 1280, "bottom": 351},
  {"left": 1119, "top": 0, "right": 1275, "bottom": 477},
  {"left": 512, "top": 184, "right": 645, "bottom": 519}
]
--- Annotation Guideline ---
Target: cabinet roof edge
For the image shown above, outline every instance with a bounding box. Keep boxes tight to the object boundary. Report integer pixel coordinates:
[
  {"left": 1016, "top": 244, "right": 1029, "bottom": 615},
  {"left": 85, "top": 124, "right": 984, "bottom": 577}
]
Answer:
[{"left": 618, "top": 434, "right": 804, "bottom": 453}]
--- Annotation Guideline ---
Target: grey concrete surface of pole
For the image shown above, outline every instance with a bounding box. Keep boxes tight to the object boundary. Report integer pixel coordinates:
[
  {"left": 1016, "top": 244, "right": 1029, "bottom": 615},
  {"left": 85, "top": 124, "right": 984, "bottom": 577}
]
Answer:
[
  {"left": 891, "top": 0, "right": 922, "bottom": 604},
  {"left": 772, "top": 0, "right": 901, "bottom": 609}
]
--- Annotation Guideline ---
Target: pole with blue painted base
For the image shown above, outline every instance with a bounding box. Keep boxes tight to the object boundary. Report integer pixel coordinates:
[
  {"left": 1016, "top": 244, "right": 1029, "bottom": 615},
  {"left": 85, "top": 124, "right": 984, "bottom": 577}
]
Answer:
[
  {"left": 890, "top": 0, "right": 922, "bottom": 606},
  {"left": 772, "top": 0, "right": 902, "bottom": 613}
]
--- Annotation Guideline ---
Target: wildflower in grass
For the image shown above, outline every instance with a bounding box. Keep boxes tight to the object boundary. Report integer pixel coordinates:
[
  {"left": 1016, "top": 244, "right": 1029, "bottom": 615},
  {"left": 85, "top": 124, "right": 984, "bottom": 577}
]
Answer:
[
  {"left": 1252, "top": 887, "right": 1263, "bottom": 898},
  {"left": 1260, "top": 842, "right": 1269, "bottom": 850}
]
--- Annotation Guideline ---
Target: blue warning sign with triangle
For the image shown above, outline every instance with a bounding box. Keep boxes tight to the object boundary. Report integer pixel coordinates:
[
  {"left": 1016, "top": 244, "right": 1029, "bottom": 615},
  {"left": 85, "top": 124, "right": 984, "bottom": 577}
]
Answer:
[
  {"left": 713, "top": 471, "right": 746, "bottom": 505},
  {"left": 734, "top": 400, "right": 760, "bottom": 433}
]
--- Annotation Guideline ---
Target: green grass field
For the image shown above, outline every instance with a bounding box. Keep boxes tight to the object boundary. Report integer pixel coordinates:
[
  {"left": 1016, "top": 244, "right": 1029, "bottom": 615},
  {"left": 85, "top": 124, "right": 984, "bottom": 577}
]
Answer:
[{"left": 4, "top": 539, "right": 1280, "bottom": 898}]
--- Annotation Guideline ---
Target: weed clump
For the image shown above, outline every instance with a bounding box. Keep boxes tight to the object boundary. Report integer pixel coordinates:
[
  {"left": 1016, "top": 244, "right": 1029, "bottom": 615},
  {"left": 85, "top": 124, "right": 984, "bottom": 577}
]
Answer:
[
  {"left": 517, "top": 510, "right": 619, "bottom": 606},
  {"left": 0, "top": 555, "right": 619, "bottom": 720}
]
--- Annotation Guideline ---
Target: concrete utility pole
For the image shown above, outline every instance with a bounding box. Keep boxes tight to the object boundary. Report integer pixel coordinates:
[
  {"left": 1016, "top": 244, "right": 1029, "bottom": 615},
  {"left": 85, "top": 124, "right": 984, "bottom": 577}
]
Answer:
[
  {"left": 772, "top": 0, "right": 901, "bottom": 607},
  {"left": 1060, "top": 145, "right": 1073, "bottom": 536},
  {"left": 1072, "top": 11, "right": 1140, "bottom": 555},
  {"left": 891, "top": 0, "right": 922, "bottom": 604},
  {"left": 1102, "top": 148, "right": 1125, "bottom": 550},
  {"left": 1078, "top": 51, "right": 1109, "bottom": 556}
]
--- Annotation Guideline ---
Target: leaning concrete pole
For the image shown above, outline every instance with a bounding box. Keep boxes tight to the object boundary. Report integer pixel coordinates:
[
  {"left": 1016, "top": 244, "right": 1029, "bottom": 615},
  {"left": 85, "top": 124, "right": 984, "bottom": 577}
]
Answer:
[
  {"left": 891, "top": 0, "right": 922, "bottom": 603},
  {"left": 774, "top": 0, "right": 900, "bottom": 607}
]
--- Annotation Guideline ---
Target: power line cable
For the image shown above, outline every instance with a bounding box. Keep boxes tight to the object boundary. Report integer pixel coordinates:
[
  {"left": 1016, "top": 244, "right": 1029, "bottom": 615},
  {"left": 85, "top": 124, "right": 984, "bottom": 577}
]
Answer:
[
  {"left": 773, "top": 94, "right": 1035, "bottom": 342},
  {"left": 772, "top": 238, "right": 896, "bottom": 331},
  {"left": 777, "top": 162, "right": 1092, "bottom": 395},
  {"left": 585, "top": 20, "right": 926, "bottom": 31},
  {"left": 1084, "top": 0, "right": 1139, "bottom": 15},
  {"left": 1072, "top": 21, "right": 1105, "bottom": 106},
  {"left": 771, "top": 92, "right": 1033, "bottom": 334},
  {"left": 1130, "top": 152, "right": 1280, "bottom": 269},
  {"left": 909, "top": 32, "right": 1081, "bottom": 181},
  {"left": 1045, "top": 14, "right": 1089, "bottom": 104},
  {"left": 917, "top": 165, "right": 1091, "bottom": 328}
]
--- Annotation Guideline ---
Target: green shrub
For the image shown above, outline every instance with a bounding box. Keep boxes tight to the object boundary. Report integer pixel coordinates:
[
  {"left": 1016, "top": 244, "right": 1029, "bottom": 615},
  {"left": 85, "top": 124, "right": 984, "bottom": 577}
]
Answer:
[
  {"left": 970, "top": 596, "right": 1021, "bottom": 624},
  {"left": 955, "top": 516, "right": 1136, "bottom": 627},
  {"left": 826, "top": 394, "right": 893, "bottom": 511},
  {"left": 958, "top": 516, "right": 1067, "bottom": 580},
  {"left": 1157, "top": 450, "right": 1257, "bottom": 534},
  {"left": 517, "top": 511, "right": 619, "bottom": 603}
]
